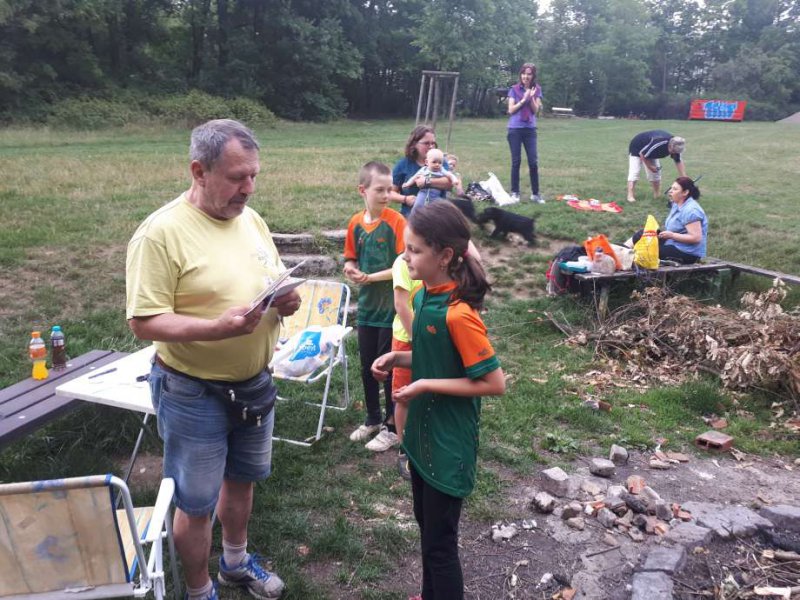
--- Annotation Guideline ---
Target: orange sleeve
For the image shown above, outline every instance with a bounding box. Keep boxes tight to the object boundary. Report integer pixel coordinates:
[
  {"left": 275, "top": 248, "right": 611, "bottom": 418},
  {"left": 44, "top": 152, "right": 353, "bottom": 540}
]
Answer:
[
  {"left": 343, "top": 213, "right": 360, "bottom": 260},
  {"left": 390, "top": 210, "right": 406, "bottom": 254},
  {"left": 446, "top": 302, "right": 496, "bottom": 369}
]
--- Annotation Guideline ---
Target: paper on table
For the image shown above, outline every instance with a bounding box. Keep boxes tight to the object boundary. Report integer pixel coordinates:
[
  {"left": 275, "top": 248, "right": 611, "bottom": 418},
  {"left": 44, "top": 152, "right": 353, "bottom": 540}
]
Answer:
[{"left": 245, "top": 260, "right": 306, "bottom": 316}]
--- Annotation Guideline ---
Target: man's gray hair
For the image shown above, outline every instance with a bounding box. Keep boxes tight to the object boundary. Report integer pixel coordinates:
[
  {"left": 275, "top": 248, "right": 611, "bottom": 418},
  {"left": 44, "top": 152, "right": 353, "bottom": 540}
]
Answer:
[
  {"left": 668, "top": 136, "right": 686, "bottom": 154},
  {"left": 190, "top": 119, "right": 260, "bottom": 168}
]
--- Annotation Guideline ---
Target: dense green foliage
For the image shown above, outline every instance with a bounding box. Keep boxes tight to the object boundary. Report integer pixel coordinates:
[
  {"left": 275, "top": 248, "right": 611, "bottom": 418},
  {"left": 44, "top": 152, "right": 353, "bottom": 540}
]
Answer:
[{"left": 1, "top": 0, "right": 798, "bottom": 123}]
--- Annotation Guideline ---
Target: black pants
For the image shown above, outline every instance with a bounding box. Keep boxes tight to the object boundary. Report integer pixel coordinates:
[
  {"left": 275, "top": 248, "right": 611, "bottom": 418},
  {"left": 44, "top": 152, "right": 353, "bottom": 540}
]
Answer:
[
  {"left": 507, "top": 127, "right": 539, "bottom": 195},
  {"left": 357, "top": 325, "right": 393, "bottom": 426},
  {"left": 410, "top": 464, "right": 464, "bottom": 600},
  {"left": 631, "top": 229, "right": 700, "bottom": 264}
]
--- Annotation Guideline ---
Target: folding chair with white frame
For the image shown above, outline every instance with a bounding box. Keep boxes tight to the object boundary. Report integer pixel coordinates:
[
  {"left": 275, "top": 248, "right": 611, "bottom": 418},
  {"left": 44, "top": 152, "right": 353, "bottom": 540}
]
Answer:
[
  {"left": 0, "top": 474, "right": 180, "bottom": 600},
  {"left": 272, "top": 279, "right": 352, "bottom": 447}
]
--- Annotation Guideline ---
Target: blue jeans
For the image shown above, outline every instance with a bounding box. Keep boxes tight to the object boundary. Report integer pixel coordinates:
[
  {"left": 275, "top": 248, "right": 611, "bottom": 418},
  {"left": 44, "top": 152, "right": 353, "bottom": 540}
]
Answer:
[
  {"left": 149, "top": 363, "right": 275, "bottom": 516},
  {"left": 507, "top": 127, "right": 539, "bottom": 195}
]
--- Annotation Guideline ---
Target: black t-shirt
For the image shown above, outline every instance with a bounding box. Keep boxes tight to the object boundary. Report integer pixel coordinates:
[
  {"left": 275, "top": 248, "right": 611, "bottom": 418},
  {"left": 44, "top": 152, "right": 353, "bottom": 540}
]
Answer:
[{"left": 629, "top": 129, "right": 681, "bottom": 163}]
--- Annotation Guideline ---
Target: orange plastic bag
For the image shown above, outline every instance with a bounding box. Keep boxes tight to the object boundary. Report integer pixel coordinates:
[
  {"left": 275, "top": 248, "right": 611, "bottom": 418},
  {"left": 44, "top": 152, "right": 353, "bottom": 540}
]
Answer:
[
  {"left": 583, "top": 234, "right": 621, "bottom": 270},
  {"left": 633, "top": 215, "right": 660, "bottom": 269}
]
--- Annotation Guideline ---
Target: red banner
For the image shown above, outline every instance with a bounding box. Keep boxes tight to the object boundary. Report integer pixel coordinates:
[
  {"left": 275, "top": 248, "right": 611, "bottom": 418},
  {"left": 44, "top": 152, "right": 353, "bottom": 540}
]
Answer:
[{"left": 689, "top": 99, "right": 747, "bottom": 121}]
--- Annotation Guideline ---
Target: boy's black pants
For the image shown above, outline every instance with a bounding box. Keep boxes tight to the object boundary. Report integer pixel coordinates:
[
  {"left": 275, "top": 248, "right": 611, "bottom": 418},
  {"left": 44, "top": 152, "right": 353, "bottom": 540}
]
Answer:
[
  {"left": 357, "top": 325, "right": 393, "bottom": 426},
  {"left": 410, "top": 464, "right": 464, "bottom": 600}
]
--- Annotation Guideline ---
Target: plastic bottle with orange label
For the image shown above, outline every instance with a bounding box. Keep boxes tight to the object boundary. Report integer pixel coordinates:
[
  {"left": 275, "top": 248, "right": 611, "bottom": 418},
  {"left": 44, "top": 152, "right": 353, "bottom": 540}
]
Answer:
[{"left": 29, "top": 331, "right": 49, "bottom": 380}]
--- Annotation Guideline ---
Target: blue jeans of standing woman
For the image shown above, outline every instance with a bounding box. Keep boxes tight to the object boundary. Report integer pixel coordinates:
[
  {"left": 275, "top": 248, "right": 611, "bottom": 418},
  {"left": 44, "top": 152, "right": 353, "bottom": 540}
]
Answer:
[{"left": 507, "top": 127, "right": 539, "bottom": 195}]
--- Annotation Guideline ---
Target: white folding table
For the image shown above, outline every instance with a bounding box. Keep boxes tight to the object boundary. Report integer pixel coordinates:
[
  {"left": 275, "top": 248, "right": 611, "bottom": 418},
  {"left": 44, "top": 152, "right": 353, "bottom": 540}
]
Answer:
[{"left": 55, "top": 346, "right": 156, "bottom": 483}]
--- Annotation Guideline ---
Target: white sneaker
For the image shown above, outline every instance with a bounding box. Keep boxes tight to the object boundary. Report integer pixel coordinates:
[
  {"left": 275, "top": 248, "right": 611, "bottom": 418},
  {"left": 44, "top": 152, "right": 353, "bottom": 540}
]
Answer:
[
  {"left": 510, "top": 192, "right": 520, "bottom": 202},
  {"left": 349, "top": 424, "right": 380, "bottom": 442},
  {"left": 364, "top": 427, "right": 399, "bottom": 452},
  {"left": 531, "top": 194, "right": 545, "bottom": 204}
]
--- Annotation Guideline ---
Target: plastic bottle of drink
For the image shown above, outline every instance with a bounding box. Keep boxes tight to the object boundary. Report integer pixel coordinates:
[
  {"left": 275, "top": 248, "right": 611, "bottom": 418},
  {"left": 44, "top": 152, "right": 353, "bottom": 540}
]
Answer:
[
  {"left": 50, "top": 325, "right": 67, "bottom": 370},
  {"left": 29, "top": 331, "right": 49, "bottom": 380}
]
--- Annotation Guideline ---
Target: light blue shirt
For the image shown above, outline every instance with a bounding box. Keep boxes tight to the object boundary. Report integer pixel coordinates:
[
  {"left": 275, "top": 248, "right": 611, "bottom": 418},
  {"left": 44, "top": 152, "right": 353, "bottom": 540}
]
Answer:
[{"left": 664, "top": 197, "right": 708, "bottom": 257}]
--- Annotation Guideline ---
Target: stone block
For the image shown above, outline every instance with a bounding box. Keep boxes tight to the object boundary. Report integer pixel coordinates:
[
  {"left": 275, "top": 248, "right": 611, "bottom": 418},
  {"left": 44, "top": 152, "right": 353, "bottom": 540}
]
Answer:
[
  {"left": 532, "top": 491, "right": 556, "bottom": 514},
  {"left": 609, "top": 444, "right": 629, "bottom": 465},
  {"left": 541, "top": 466, "right": 571, "bottom": 497},
  {"left": 589, "top": 458, "right": 615, "bottom": 478},
  {"left": 760, "top": 505, "right": 800, "bottom": 532},
  {"left": 561, "top": 501, "right": 583, "bottom": 520},
  {"left": 597, "top": 508, "right": 617, "bottom": 529}
]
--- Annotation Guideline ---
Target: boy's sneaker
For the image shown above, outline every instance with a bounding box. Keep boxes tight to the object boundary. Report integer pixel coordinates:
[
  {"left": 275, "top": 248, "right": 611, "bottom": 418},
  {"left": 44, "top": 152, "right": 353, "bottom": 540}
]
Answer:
[
  {"left": 184, "top": 581, "right": 219, "bottom": 600},
  {"left": 218, "top": 554, "right": 284, "bottom": 599},
  {"left": 364, "top": 427, "right": 399, "bottom": 452},
  {"left": 510, "top": 192, "right": 520, "bottom": 202},
  {"left": 349, "top": 424, "right": 380, "bottom": 442},
  {"left": 531, "top": 194, "right": 545, "bottom": 204},
  {"left": 397, "top": 451, "right": 412, "bottom": 481}
]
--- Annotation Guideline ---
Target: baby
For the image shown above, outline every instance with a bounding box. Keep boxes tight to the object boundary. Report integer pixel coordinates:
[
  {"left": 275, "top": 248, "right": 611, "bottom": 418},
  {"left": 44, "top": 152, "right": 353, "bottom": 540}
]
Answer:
[
  {"left": 403, "top": 148, "right": 458, "bottom": 213},
  {"left": 445, "top": 153, "right": 465, "bottom": 196}
]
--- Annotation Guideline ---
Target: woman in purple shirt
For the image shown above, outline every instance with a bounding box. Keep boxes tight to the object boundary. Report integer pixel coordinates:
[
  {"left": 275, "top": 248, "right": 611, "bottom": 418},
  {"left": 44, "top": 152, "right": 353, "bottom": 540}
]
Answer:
[{"left": 507, "top": 63, "right": 544, "bottom": 203}]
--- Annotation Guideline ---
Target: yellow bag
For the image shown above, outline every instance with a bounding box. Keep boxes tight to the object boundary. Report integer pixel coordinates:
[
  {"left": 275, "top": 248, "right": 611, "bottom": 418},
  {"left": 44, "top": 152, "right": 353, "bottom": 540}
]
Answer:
[{"left": 633, "top": 214, "right": 660, "bottom": 269}]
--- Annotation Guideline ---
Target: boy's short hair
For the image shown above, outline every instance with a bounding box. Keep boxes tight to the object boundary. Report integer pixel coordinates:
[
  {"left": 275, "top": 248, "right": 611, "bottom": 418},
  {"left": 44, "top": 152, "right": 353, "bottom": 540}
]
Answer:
[{"left": 358, "top": 161, "right": 391, "bottom": 188}]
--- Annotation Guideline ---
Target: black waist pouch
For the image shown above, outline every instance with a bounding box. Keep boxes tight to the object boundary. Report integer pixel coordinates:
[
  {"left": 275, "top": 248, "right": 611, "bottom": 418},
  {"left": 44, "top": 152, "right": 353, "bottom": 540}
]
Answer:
[{"left": 205, "top": 370, "right": 277, "bottom": 427}]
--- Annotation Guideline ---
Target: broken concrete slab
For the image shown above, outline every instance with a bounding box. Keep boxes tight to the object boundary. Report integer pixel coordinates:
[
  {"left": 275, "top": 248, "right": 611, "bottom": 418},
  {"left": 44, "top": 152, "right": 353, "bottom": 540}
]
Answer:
[
  {"left": 681, "top": 501, "right": 774, "bottom": 539},
  {"left": 664, "top": 522, "right": 713, "bottom": 549},
  {"left": 630, "top": 571, "right": 674, "bottom": 599},
  {"left": 759, "top": 505, "right": 800, "bottom": 532},
  {"left": 641, "top": 545, "right": 687, "bottom": 574}
]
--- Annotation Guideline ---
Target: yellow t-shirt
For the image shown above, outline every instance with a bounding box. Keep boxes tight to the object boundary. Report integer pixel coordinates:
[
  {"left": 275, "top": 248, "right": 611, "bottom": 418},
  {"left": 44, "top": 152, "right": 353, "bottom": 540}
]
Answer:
[
  {"left": 391, "top": 255, "right": 421, "bottom": 343},
  {"left": 126, "top": 194, "right": 284, "bottom": 381}
]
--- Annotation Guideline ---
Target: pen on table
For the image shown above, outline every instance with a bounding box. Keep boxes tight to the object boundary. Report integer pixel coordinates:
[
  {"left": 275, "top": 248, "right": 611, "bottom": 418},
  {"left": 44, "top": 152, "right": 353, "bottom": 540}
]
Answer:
[{"left": 88, "top": 367, "right": 117, "bottom": 379}]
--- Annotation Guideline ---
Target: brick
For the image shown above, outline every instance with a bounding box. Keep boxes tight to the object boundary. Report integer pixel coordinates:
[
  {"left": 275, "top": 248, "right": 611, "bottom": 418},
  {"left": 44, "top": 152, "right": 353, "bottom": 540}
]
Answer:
[
  {"left": 695, "top": 430, "right": 734, "bottom": 452},
  {"left": 627, "top": 475, "right": 646, "bottom": 494}
]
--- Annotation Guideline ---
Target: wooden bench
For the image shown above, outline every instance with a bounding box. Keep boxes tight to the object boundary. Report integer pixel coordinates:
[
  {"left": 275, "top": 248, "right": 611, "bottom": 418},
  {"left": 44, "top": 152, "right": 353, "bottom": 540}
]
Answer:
[
  {"left": 0, "top": 349, "right": 129, "bottom": 450},
  {"left": 552, "top": 107, "right": 574, "bottom": 117}
]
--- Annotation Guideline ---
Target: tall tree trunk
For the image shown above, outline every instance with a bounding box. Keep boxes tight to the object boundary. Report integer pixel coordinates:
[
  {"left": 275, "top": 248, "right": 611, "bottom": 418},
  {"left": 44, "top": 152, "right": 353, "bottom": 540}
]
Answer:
[
  {"left": 189, "top": 0, "right": 211, "bottom": 82},
  {"left": 217, "top": 0, "right": 229, "bottom": 70}
]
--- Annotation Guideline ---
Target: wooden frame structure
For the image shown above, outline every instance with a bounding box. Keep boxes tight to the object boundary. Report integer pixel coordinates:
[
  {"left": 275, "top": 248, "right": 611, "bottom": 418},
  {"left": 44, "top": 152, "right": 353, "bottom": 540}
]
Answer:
[{"left": 415, "top": 70, "right": 460, "bottom": 153}]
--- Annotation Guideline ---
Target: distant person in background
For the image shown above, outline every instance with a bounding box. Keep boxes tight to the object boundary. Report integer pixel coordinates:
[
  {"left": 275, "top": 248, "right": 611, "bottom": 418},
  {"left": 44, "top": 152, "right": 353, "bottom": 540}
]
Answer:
[
  {"left": 506, "top": 62, "right": 544, "bottom": 204},
  {"left": 627, "top": 176, "right": 707, "bottom": 264},
  {"left": 627, "top": 130, "right": 686, "bottom": 202},
  {"left": 392, "top": 125, "right": 454, "bottom": 217}
]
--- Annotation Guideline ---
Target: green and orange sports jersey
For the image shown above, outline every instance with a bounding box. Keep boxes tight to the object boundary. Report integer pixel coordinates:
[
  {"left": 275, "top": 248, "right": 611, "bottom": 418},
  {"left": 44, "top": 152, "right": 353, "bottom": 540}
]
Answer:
[
  {"left": 343, "top": 208, "right": 406, "bottom": 327},
  {"left": 403, "top": 281, "right": 500, "bottom": 498}
]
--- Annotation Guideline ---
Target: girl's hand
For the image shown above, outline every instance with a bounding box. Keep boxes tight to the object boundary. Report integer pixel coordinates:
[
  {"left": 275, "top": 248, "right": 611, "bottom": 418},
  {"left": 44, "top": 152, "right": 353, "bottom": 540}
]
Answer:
[
  {"left": 393, "top": 380, "right": 425, "bottom": 404},
  {"left": 371, "top": 352, "right": 395, "bottom": 382}
]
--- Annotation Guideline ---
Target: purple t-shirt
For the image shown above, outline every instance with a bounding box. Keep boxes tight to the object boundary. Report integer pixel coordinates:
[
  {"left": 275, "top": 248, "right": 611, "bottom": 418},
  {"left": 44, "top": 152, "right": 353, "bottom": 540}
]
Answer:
[{"left": 507, "top": 83, "right": 542, "bottom": 129}]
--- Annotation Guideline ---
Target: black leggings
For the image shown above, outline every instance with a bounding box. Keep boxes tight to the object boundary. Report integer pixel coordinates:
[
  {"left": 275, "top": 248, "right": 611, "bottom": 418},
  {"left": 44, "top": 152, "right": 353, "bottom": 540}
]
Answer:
[
  {"left": 631, "top": 229, "right": 700, "bottom": 264},
  {"left": 410, "top": 465, "right": 464, "bottom": 600},
  {"left": 357, "top": 325, "right": 393, "bottom": 426}
]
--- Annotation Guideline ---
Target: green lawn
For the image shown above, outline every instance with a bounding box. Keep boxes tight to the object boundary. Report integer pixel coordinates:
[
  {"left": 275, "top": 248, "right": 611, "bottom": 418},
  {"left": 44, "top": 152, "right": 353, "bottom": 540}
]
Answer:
[{"left": 1, "top": 118, "right": 798, "bottom": 599}]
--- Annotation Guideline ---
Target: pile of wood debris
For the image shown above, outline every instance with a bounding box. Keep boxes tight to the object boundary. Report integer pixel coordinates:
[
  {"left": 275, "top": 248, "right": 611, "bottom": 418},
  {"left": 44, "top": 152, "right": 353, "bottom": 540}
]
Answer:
[{"left": 564, "top": 280, "right": 800, "bottom": 402}]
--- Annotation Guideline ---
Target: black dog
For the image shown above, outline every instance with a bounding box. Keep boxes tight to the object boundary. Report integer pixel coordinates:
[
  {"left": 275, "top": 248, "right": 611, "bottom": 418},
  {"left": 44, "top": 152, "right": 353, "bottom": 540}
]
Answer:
[
  {"left": 448, "top": 197, "right": 479, "bottom": 224},
  {"left": 476, "top": 206, "right": 536, "bottom": 246}
]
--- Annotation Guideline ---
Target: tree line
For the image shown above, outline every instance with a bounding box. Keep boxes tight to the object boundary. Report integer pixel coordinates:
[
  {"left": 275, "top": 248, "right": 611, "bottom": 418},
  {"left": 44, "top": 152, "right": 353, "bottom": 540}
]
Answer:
[{"left": 1, "top": 0, "right": 798, "bottom": 124}]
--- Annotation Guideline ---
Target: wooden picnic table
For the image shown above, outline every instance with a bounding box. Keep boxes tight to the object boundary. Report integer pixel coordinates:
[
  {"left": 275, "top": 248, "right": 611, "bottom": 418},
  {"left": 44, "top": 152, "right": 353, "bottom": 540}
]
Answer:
[
  {"left": 564, "top": 259, "right": 800, "bottom": 319},
  {"left": 0, "top": 349, "right": 129, "bottom": 450}
]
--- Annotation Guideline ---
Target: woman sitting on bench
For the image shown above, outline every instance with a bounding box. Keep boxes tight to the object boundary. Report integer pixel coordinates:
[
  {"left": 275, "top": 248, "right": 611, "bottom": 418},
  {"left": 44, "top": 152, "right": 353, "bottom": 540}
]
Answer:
[{"left": 629, "top": 176, "right": 708, "bottom": 264}]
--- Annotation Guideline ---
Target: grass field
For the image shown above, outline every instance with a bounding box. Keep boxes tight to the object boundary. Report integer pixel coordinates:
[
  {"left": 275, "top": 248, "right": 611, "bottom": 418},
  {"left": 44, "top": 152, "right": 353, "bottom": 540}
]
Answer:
[{"left": 1, "top": 118, "right": 798, "bottom": 599}]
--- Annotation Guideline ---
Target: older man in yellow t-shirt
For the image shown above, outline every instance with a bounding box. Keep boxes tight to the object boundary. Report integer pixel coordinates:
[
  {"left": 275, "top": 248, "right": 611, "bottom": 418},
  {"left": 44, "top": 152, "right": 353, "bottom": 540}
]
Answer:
[{"left": 126, "top": 119, "right": 300, "bottom": 600}]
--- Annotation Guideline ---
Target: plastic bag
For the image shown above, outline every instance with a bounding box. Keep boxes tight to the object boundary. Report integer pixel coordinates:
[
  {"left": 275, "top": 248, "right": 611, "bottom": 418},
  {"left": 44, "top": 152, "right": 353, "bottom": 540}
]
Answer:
[
  {"left": 479, "top": 172, "right": 516, "bottom": 206},
  {"left": 583, "top": 234, "right": 621, "bottom": 270},
  {"left": 610, "top": 243, "right": 635, "bottom": 270},
  {"left": 270, "top": 325, "right": 351, "bottom": 378},
  {"left": 634, "top": 215, "right": 660, "bottom": 270}
]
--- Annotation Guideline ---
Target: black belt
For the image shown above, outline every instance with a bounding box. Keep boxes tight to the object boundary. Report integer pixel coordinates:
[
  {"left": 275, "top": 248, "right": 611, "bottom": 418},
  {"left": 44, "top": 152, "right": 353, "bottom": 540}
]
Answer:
[{"left": 154, "top": 354, "right": 266, "bottom": 386}]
